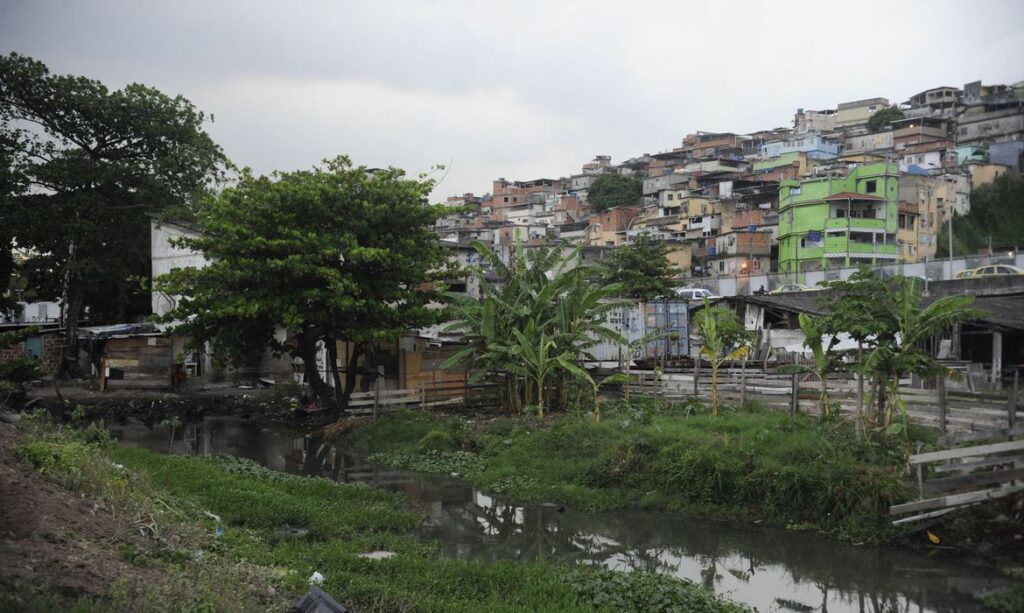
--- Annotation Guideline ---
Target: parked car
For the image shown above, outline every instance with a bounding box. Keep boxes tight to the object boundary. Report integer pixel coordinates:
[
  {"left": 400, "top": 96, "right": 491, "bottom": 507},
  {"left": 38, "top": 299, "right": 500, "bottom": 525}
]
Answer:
[
  {"left": 962, "top": 266, "right": 1019, "bottom": 278},
  {"left": 675, "top": 287, "right": 717, "bottom": 301},
  {"left": 770, "top": 283, "right": 815, "bottom": 294},
  {"left": 960, "top": 264, "right": 1024, "bottom": 278}
]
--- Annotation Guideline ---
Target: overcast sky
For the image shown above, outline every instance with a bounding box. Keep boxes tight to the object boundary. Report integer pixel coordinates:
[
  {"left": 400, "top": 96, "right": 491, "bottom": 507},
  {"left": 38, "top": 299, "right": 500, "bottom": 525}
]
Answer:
[{"left": 2, "top": 0, "right": 1023, "bottom": 199}]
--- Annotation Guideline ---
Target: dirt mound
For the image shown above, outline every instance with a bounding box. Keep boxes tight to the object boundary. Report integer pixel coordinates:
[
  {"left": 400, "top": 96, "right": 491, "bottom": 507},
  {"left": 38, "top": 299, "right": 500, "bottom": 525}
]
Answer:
[{"left": 0, "top": 422, "right": 164, "bottom": 600}]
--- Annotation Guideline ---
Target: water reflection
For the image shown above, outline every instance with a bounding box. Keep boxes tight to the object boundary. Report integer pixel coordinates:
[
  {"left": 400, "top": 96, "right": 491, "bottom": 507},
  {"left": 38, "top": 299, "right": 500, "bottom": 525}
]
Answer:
[{"left": 109, "top": 416, "right": 1009, "bottom": 613}]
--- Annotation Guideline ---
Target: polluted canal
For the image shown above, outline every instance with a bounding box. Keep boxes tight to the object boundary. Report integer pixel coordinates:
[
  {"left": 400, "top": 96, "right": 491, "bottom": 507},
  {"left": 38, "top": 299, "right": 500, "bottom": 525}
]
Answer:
[{"left": 109, "top": 415, "right": 1012, "bottom": 612}]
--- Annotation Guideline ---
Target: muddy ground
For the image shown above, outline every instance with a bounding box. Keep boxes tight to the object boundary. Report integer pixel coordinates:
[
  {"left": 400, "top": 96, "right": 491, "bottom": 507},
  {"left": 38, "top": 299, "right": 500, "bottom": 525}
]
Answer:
[{"left": 0, "top": 421, "right": 166, "bottom": 601}]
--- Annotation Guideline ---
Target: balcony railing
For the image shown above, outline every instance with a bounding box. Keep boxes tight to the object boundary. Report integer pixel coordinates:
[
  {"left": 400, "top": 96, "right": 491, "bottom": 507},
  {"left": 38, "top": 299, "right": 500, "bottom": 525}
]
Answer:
[{"left": 824, "top": 217, "right": 887, "bottom": 231}]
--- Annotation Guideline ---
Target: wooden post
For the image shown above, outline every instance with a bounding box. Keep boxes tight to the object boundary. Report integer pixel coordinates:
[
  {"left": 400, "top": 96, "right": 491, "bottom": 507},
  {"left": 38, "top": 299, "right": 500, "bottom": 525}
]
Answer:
[
  {"left": 915, "top": 442, "right": 925, "bottom": 499},
  {"left": 693, "top": 350, "right": 700, "bottom": 399},
  {"left": 855, "top": 341, "right": 864, "bottom": 441},
  {"left": 740, "top": 354, "right": 747, "bottom": 408},
  {"left": 992, "top": 331, "right": 1004, "bottom": 389},
  {"left": 1009, "top": 370, "right": 1019, "bottom": 433},
  {"left": 937, "top": 373, "right": 947, "bottom": 434},
  {"left": 790, "top": 354, "right": 799, "bottom": 416},
  {"left": 373, "top": 376, "right": 380, "bottom": 421}
]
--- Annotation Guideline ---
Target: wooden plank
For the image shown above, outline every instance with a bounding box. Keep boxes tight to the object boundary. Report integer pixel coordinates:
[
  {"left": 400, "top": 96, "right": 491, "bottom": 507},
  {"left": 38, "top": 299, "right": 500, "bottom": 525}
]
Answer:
[
  {"left": 933, "top": 457, "right": 1021, "bottom": 474},
  {"left": 939, "top": 426, "right": 1024, "bottom": 446},
  {"left": 891, "top": 503, "right": 979, "bottom": 525},
  {"left": 908, "top": 439, "right": 1024, "bottom": 465},
  {"left": 924, "top": 467, "right": 1024, "bottom": 495},
  {"left": 889, "top": 483, "right": 1024, "bottom": 515}
]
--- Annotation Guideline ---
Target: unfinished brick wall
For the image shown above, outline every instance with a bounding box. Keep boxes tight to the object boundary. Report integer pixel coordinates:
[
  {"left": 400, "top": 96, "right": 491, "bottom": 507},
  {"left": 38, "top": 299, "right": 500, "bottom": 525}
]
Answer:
[
  {"left": 0, "top": 342, "right": 25, "bottom": 361},
  {"left": 0, "top": 332, "right": 61, "bottom": 375},
  {"left": 40, "top": 334, "right": 62, "bottom": 373}
]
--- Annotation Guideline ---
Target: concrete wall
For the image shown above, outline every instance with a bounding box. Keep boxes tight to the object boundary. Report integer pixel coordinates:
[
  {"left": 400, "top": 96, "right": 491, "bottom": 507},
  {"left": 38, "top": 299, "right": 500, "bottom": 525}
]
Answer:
[
  {"left": 695, "top": 253, "right": 1024, "bottom": 297},
  {"left": 151, "top": 220, "right": 207, "bottom": 317}
]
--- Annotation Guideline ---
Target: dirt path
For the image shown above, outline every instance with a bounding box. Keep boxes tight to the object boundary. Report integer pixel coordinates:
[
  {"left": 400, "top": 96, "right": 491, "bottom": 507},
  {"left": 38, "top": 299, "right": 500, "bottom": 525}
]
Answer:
[{"left": 0, "top": 422, "right": 165, "bottom": 601}]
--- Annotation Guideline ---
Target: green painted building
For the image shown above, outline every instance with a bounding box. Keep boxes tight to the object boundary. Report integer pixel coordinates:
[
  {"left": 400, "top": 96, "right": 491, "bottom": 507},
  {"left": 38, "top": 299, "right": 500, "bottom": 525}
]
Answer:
[{"left": 778, "top": 162, "right": 899, "bottom": 274}]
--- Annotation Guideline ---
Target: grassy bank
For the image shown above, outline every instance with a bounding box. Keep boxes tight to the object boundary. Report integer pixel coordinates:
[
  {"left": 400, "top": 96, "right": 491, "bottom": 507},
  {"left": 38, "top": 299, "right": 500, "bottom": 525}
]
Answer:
[
  {"left": 350, "top": 400, "right": 930, "bottom": 543},
  {"left": 4, "top": 415, "right": 747, "bottom": 612}
]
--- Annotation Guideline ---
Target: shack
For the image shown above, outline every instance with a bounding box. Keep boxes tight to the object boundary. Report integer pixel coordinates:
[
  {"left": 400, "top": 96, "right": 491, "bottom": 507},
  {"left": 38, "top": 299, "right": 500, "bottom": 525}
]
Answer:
[
  {"left": 81, "top": 323, "right": 174, "bottom": 391},
  {"left": 733, "top": 288, "right": 1024, "bottom": 388}
]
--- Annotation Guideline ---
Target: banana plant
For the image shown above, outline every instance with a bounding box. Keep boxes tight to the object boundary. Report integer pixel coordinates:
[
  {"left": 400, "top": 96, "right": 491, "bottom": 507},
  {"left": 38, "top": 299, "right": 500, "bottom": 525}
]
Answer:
[
  {"left": 442, "top": 237, "right": 627, "bottom": 414},
  {"left": 694, "top": 298, "right": 754, "bottom": 416},
  {"left": 777, "top": 313, "right": 843, "bottom": 419}
]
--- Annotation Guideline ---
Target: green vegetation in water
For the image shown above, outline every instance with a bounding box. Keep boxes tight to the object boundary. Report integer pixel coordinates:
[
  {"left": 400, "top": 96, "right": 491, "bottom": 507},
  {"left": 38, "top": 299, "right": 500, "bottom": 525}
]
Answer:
[
  {"left": 9, "top": 415, "right": 747, "bottom": 612},
  {"left": 976, "top": 566, "right": 1024, "bottom": 613},
  {"left": 357, "top": 403, "right": 930, "bottom": 543}
]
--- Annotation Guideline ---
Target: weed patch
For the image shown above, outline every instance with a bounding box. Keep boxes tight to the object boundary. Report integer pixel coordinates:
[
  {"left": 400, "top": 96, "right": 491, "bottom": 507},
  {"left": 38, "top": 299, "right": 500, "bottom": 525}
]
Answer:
[{"left": 352, "top": 401, "right": 923, "bottom": 542}]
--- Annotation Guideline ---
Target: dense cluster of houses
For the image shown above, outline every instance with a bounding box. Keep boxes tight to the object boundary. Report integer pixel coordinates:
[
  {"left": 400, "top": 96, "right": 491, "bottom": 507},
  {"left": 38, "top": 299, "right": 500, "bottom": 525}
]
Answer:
[
  {"left": 3, "top": 79, "right": 1024, "bottom": 394},
  {"left": 435, "top": 80, "right": 1024, "bottom": 289}
]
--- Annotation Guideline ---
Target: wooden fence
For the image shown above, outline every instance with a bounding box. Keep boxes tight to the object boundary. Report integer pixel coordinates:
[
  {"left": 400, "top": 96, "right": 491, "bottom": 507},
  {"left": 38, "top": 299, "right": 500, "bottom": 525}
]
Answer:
[
  {"left": 889, "top": 426, "right": 1024, "bottom": 524},
  {"left": 619, "top": 366, "right": 1020, "bottom": 433},
  {"left": 345, "top": 379, "right": 501, "bottom": 417}
]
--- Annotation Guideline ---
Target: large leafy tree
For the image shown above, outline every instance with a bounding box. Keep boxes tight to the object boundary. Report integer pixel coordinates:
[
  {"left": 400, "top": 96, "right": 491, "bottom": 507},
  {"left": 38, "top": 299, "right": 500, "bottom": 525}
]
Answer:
[
  {"left": 820, "top": 271, "right": 982, "bottom": 432},
  {"left": 155, "top": 156, "right": 454, "bottom": 412},
  {"left": 586, "top": 173, "right": 642, "bottom": 212},
  {"left": 0, "top": 53, "right": 225, "bottom": 373},
  {"left": 937, "top": 171, "right": 1024, "bottom": 257},
  {"left": 443, "top": 241, "right": 628, "bottom": 416},
  {"left": 862, "top": 277, "right": 982, "bottom": 433},
  {"left": 598, "top": 233, "right": 680, "bottom": 301}
]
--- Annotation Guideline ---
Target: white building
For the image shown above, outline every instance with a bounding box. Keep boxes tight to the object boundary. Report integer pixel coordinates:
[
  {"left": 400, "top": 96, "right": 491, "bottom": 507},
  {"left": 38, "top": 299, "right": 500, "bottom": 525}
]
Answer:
[{"left": 150, "top": 219, "right": 207, "bottom": 317}]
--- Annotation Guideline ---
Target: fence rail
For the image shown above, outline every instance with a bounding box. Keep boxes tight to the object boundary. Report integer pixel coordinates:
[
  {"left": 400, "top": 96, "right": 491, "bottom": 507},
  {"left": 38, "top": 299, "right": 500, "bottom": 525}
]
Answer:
[
  {"left": 345, "top": 380, "right": 501, "bottom": 416},
  {"left": 618, "top": 367, "right": 1018, "bottom": 433},
  {"left": 889, "top": 430, "right": 1024, "bottom": 524}
]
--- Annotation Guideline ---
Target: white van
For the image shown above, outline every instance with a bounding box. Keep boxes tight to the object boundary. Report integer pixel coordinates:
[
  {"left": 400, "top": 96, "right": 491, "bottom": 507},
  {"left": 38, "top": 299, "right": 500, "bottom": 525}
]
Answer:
[{"left": 675, "top": 287, "right": 717, "bottom": 301}]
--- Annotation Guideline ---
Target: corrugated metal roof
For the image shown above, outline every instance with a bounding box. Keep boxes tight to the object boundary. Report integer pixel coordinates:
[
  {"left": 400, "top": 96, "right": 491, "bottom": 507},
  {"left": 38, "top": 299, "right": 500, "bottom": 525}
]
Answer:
[{"left": 734, "top": 292, "right": 1024, "bottom": 331}]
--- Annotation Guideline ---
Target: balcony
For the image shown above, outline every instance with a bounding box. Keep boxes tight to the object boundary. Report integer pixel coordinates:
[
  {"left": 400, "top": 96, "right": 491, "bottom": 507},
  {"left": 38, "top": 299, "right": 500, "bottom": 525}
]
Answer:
[
  {"left": 824, "top": 217, "right": 887, "bottom": 232},
  {"left": 822, "top": 238, "right": 898, "bottom": 259}
]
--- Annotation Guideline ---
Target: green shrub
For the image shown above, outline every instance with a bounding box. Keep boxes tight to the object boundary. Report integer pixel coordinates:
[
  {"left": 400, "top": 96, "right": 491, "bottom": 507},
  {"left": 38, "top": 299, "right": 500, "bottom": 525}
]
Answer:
[
  {"left": 565, "top": 567, "right": 748, "bottom": 612},
  {"left": 417, "top": 429, "right": 455, "bottom": 453},
  {"left": 483, "top": 416, "right": 516, "bottom": 437}
]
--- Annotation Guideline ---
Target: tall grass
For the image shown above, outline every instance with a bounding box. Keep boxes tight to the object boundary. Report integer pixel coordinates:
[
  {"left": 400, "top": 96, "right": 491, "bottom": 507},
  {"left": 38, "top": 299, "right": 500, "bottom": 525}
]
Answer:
[
  {"left": 13, "top": 416, "right": 747, "bottom": 612},
  {"left": 361, "top": 402, "right": 916, "bottom": 542}
]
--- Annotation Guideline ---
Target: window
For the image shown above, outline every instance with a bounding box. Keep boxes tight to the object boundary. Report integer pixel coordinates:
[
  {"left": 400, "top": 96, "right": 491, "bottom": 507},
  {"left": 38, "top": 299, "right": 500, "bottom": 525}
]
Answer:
[
  {"left": 836, "top": 209, "right": 846, "bottom": 218},
  {"left": 865, "top": 180, "right": 877, "bottom": 193},
  {"left": 667, "top": 193, "right": 673, "bottom": 201},
  {"left": 503, "top": 197, "right": 509, "bottom": 203},
  {"left": 718, "top": 261, "right": 725, "bottom": 272},
  {"left": 800, "top": 238, "right": 807, "bottom": 248}
]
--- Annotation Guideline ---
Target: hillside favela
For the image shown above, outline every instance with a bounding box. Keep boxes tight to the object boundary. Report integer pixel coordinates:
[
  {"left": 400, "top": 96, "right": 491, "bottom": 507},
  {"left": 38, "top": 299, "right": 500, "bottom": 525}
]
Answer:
[{"left": 2, "top": 2, "right": 1024, "bottom": 612}]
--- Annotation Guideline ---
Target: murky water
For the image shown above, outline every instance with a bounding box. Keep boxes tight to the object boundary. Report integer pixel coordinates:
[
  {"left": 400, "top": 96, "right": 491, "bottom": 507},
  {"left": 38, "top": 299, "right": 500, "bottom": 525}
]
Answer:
[{"left": 109, "top": 416, "right": 1014, "bottom": 612}]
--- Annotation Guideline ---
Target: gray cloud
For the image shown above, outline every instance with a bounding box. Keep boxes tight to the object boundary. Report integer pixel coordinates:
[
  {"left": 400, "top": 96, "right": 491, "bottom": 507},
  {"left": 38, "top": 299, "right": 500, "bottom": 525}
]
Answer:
[{"left": 3, "top": 0, "right": 1023, "bottom": 198}]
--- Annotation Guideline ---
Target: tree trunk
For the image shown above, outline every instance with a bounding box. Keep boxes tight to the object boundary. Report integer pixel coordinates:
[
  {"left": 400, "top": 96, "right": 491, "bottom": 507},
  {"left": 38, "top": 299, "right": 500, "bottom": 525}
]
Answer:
[
  {"left": 855, "top": 342, "right": 864, "bottom": 441},
  {"left": 535, "top": 375, "right": 544, "bottom": 419},
  {"left": 297, "top": 332, "right": 337, "bottom": 410},
  {"left": 341, "top": 341, "right": 364, "bottom": 412},
  {"left": 710, "top": 362, "right": 719, "bottom": 416},
  {"left": 325, "top": 338, "right": 343, "bottom": 406},
  {"left": 60, "top": 278, "right": 84, "bottom": 377}
]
